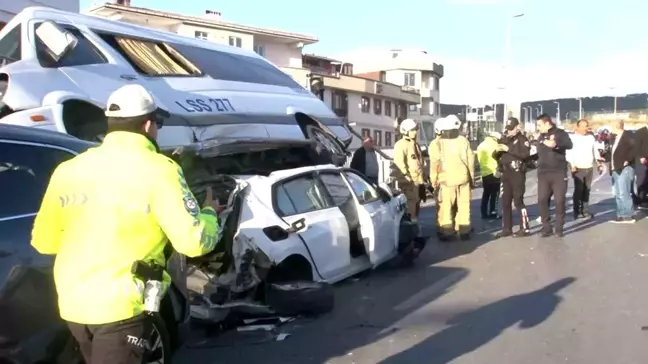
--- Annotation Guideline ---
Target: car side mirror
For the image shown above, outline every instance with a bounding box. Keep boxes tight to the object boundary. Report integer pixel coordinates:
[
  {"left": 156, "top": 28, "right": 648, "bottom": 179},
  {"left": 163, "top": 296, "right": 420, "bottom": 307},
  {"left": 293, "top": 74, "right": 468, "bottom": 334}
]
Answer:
[
  {"left": 285, "top": 217, "right": 307, "bottom": 233},
  {"left": 35, "top": 21, "right": 78, "bottom": 62}
]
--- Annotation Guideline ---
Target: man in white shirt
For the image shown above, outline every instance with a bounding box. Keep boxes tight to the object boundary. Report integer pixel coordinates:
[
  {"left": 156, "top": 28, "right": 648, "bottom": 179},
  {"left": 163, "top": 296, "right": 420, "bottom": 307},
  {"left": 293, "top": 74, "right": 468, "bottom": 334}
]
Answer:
[{"left": 566, "top": 119, "right": 603, "bottom": 219}]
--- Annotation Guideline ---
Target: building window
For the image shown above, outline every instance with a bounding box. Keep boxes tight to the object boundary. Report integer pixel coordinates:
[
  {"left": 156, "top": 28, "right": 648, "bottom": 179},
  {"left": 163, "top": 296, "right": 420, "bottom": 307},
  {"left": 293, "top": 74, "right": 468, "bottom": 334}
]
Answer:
[
  {"left": 361, "top": 128, "right": 371, "bottom": 139},
  {"left": 253, "top": 45, "right": 265, "bottom": 57},
  {"left": 379, "top": 71, "right": 386, "bottom": 82},
  {"left": 384, "top": 101, "right": 392, "bottom": 117},
  {"left": 373, "top": 130, "right": 383, "bottom": 147},
  {"left": 385, "top": 132, "right": 393, "bottom": 147},
  {"left": 373, "top": 99, "right": 382, "bottom": 115},
  {"left": 0, "top": 25, "right": 21, "bottom": 65},
  {"left": 408, "top": 104, "right": 418, "bottom": 112},
  {"left": 332, "top": 91, "right": 348, "bottom": 114},
  {"left": 404, "top": 72, "right": 416, "bottom": 86},
  {"left": 341, "top": 64, "right": 353, "bottom": 75},
  {"left": 194, "top": 31, "right": 208, "bottom": 40},
  {"left": 361, "top": 96, "right": 371, "bottom": 113},
  {"left": 229, "top": 36, "right": 242, "bottom": 48}
]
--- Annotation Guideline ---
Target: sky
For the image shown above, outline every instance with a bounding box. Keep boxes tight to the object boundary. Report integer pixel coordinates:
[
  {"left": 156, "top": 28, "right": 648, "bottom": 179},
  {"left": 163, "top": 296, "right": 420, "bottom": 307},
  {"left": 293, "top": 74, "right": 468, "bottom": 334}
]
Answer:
[{"left": 81, "top": 0, "right": 648, "bottom": 105}]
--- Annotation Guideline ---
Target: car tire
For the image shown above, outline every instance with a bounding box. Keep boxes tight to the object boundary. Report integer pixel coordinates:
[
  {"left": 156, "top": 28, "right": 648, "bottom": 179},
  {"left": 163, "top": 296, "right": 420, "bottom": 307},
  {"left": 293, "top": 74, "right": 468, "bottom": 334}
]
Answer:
[
  {"left": 145, "top": 314, "right": 172, "bottom": 364},
  {"left": 265, "top": 281, "right": 334, "bottom": 316}
]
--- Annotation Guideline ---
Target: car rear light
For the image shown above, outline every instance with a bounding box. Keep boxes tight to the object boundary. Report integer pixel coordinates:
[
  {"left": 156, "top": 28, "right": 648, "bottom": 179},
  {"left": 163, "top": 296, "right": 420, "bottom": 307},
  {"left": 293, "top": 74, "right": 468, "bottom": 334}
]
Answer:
[{"left": 30, "top": 114, "right": 46, "bottom": 122}]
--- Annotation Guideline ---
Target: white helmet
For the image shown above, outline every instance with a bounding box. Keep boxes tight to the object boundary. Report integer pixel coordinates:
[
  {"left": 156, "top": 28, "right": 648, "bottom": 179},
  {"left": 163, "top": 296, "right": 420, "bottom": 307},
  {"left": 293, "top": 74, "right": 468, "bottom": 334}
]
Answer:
[
  {"left": 399, "top": 118, "right": 418, "bottom": 134},
  {"left": 434, "top": 117, "right": 447, "bottom": 133},
  {"left": 446, "top": 114, "right": 461, "bottom": 130},
  {"left": 490, "top": 132, "right": 502, "bottom": 140}
]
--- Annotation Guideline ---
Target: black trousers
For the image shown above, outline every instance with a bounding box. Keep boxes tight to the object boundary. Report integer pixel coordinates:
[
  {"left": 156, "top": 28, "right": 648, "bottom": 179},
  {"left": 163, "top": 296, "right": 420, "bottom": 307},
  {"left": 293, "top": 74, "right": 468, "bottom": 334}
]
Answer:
[
  {"left": 538, "top": 172, "right": 568, "bottom": 233},
  {"left": 634, "top": 162, "right": 648, "bottom": 204},
  {"left": 67, "top": 314, "right": 151, "bottom": 364},
  {"left": 572, "top": 168, "right": 593, "bottom": 214},
  {"left": 501, "top": 171, "right": 526, "bottom": 232},
  {"left": 481, "top": 174, "right": 501, "bottom": 217}
]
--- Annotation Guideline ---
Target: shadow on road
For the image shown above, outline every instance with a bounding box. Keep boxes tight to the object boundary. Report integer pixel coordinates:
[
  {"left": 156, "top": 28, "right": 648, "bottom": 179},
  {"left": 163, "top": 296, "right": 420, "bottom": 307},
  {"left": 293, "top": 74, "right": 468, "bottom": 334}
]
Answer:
[
  {"left": 178, "top": 265, "right": 471, "bottom": 363},
  {"left": 379, "top": 277, "right": 576, "bottom": 364}
]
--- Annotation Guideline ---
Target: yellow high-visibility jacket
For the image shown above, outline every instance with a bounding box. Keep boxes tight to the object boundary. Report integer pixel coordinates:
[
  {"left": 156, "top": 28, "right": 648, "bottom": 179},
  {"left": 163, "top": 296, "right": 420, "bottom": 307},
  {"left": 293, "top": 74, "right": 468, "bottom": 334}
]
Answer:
[
  {"left": 31, "top": 132, "right": 218, "bottom": 325},
  {"left": 477, "top": 137, "right": 499, "bottom": 177}
]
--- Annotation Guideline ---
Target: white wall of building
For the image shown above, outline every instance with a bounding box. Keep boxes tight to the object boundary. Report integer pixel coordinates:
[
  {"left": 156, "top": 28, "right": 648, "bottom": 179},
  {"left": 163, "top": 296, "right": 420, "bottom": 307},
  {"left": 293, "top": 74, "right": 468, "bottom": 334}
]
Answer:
[
  {"left": 176, "top": 24, "right": 254, "bottom": 50},
  {"left": 261, "top": 42, "right": 302, "bottom": 68},
  {"left": 1, "top": 0, "right": 79, "bottom": 23}
]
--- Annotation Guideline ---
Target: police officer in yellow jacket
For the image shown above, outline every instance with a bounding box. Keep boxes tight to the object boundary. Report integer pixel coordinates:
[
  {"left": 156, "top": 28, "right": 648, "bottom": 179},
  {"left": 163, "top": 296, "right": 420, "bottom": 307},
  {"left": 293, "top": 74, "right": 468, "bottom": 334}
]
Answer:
[
  {"left": 30, "top": 84, "right": 220, "bottom": 364},
  {"left": 393, "top": 118, "right": 425, "bottom": 222},
  {"left": 429, "top": 115, "right": 475, "bottom": 241}
]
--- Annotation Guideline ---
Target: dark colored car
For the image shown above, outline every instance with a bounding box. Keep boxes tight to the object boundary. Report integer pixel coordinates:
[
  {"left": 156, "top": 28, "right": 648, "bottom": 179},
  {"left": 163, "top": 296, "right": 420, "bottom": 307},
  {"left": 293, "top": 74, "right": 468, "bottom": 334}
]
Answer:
[{"left": 0, "top": 124, "right": 188, "bottom": 364}]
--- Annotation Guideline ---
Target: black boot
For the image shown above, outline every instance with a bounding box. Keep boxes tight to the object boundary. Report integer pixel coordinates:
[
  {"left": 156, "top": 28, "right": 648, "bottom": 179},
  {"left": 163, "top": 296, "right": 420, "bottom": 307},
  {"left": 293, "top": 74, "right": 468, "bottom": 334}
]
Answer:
[{"left": 573, "top": 202, "right": 581, "bottom": 219}]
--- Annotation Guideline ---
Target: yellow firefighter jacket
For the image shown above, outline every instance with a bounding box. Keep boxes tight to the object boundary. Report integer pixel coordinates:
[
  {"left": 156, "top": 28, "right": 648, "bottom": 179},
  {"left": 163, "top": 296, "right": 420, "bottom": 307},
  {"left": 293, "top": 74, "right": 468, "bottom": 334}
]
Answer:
[
  {"left": 429, "top": 134, "right": 475, "bottom": 187},
  {"left": 393, "top": 136, "right": 425, "bottom": 185}
]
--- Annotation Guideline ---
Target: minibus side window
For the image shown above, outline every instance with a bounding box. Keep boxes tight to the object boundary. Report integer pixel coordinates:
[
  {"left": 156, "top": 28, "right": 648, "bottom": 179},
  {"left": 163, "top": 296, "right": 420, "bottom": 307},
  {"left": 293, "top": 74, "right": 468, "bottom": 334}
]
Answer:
[
  {"left": 98, "top": 32, "right": 201, "bottom": 77},
  {"left": 0, "top": 25, "right": 21, "bottom": 66},
  {"left": 34, "top": 23, "right": 107, "bottom": 68}
]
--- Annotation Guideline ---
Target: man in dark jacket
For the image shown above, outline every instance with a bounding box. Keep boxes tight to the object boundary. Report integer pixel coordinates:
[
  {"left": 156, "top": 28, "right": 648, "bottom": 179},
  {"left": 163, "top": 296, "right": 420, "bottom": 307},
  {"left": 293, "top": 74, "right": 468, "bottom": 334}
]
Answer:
[
  {"left": 493, "top": 117, "right": 531, "bottom": 238},
  {"left": 609, "top": 120, "right": 637, "bottom": 223},
  {"left": 632, "top": 124, "right": 648, "bottom": 208},
  {"left": 350, "top": 136, "right": 380, "bottom": 184},
  {"left": 536, "top": 114, "right": 573, "bottom": 237}
]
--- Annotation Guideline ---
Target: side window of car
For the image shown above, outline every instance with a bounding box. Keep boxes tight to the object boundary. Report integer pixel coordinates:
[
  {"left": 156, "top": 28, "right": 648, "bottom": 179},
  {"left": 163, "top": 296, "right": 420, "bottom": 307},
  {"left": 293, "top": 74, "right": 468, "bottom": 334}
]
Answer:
[
  {"left": 274, "top": 175, "right": 330, "bottom": 216},
  {"left": 318, "top": 173, "right": 353, "bottom": 206},
  {"left": 0, "top": 142, "right": 75, "bottom": 219},
  {"left": 35, "top": 23, "right": 107, "bottom": 68},
  {"left": 344, "top": 172, "right": 380, "bottom": 204}
]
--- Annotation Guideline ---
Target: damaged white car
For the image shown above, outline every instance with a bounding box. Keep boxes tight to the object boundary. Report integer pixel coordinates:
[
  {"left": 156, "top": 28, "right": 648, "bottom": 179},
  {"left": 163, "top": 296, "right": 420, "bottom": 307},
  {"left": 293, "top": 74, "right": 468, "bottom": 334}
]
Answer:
[{"left": 171, "top": 139, "right": 425, "bottom": 322}]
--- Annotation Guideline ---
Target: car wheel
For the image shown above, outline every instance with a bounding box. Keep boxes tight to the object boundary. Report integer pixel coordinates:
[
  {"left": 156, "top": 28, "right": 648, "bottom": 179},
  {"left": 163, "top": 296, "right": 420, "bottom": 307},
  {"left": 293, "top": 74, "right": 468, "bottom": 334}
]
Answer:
[
  {"left": 145, "top": 314, "right": 172, "bottom": 364},
  {"left": 265, "top": 281, "right": 334, "bottom": 316}
]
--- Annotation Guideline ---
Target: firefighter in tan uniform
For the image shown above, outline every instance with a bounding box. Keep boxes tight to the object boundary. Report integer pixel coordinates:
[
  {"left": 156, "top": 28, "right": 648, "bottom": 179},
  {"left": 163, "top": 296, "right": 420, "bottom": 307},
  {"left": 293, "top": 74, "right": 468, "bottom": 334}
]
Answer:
[
  {"left": 429, "top": 115, "right": 475, "bottom": 241},
  {"left": 393, "top": 118, "right": 425, "bottom": 222}
]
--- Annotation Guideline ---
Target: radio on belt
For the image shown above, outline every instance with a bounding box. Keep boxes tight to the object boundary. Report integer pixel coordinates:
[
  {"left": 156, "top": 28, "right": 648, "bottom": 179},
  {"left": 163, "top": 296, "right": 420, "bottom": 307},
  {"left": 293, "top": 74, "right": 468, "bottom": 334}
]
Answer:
[{"left": 131, "top": 260, "right": 165, "bottom": 313}]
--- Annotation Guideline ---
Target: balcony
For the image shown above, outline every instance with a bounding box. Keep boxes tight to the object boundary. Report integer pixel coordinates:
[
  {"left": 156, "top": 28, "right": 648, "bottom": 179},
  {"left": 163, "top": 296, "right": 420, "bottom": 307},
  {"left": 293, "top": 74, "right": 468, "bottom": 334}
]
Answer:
[{"left": 281, "top": 67, "right": 420, "bottom": 104}]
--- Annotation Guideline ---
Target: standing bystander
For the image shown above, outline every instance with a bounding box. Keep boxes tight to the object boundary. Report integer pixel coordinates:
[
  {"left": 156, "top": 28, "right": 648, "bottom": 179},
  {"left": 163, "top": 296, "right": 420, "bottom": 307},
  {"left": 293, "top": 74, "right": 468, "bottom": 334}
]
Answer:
[
  {"left": 632, "top": 123, "right": 648, "bottom": 209},
  {"left": 566, "top": 119, "right": 603, "bottom": 219},
  {"left": 609, "top": 120, "right": 637, "bottom": 223},
  {"left": 350, "top": 136, "right": 380, "bottom": 184},
  {"left": 536, "top": 114, "right": 573, "bottom": 237}
]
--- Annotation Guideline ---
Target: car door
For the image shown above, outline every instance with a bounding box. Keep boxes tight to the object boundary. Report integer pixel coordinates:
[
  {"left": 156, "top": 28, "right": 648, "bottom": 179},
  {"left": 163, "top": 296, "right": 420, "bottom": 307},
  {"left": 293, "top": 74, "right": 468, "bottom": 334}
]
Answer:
[
  {"left": 0, "top": 140, "right": 76, "bottom": 352},
  {"left": 342, "top": 171, "right": 398, "bottom": 267},
  {"left": 274, "top": 173, "right": 351, "bottom": 281}
]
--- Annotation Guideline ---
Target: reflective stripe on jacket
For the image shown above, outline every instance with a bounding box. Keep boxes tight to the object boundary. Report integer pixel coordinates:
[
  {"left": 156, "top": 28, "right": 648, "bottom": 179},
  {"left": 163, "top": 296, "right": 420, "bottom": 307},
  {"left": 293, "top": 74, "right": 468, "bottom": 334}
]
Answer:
[
  {"left": 429, "top": 135, "right": 475, "bottom": 186},
  {"left": 31, "top": 132, "right": 218, "bottom": 325}
]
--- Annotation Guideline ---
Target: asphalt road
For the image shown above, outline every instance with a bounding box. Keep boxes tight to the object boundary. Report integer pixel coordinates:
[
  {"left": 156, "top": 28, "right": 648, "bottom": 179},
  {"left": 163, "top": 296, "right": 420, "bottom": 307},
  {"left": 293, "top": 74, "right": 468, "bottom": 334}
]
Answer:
[{"left": 177, "top": 169, "right": 648, "bottom": 364}]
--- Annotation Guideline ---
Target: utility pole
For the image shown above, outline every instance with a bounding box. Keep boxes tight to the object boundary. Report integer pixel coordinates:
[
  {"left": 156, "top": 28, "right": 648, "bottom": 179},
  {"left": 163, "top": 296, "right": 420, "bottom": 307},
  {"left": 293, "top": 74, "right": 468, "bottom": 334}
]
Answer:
[
  {"left": 554, "top": 101, "right": 560, "bottom": 125},
  {"left": 537, "top": 104, "right": 543, "bottom": 116},
  {"left": 578, "top": 98, "right": 583, "bottom": 120},
  {"left": 503, "top": 13, "right": 525, "bottom": 121}
]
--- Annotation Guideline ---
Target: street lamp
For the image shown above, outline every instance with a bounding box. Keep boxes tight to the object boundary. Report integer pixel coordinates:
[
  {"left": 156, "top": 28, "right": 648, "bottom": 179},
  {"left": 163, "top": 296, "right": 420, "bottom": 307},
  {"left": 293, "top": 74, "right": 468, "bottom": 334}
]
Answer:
[
  {"left": 503, "top": 13, "right": 525, "bottom": 121},
  {"left": 554, "top": 101, "right": 560, "bottom": 125},
  {"left": 577, "top": 97, "right": 583, "bottom": 120},
  {"left": 609, "top": 86, "right": 617, "bottom": 116}
]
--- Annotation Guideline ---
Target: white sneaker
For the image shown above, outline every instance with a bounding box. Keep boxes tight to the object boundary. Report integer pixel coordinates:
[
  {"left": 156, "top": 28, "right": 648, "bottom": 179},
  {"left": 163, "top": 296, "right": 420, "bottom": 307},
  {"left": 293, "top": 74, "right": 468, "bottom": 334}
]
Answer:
[{"left": 609, "top": 217, "right": 636, "bottom": 224}]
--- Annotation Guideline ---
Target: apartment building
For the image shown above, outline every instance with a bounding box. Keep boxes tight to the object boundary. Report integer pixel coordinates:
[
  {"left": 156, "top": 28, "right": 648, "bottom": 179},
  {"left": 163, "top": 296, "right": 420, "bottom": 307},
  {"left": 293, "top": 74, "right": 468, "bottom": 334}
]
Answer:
[
  {"left": 336, "top": 49, "right": 444, "bottom": 143},
  {"left": 1, "top": 0, "right": 79, "bottom": 29},
  {"left": 87, "top": 1, "right": 317, "bottom": 68},
  {"left": 282, "top": 54, "right": 420, "bottom": 150}
]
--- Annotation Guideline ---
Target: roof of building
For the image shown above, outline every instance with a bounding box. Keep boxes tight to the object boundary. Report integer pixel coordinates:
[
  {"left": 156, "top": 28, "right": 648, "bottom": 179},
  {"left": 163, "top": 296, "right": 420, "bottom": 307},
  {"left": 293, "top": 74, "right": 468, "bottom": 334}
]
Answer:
[{"left": 87, "top": 3, "right": 319, "bottom": 43}]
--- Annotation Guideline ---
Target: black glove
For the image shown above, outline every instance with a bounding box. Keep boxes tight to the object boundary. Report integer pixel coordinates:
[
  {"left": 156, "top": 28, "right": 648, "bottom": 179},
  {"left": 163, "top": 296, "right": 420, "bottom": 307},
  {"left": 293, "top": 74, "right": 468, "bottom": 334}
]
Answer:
[{"left": 418, "top": 184, "right": 427, "bottom": 202}]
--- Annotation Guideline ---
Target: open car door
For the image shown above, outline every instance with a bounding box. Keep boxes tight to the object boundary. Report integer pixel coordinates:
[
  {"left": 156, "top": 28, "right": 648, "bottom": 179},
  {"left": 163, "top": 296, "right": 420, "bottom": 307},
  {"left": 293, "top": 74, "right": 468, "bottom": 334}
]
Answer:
[{"left": 342, "top": 171, "right": 398, "bottom": 267}]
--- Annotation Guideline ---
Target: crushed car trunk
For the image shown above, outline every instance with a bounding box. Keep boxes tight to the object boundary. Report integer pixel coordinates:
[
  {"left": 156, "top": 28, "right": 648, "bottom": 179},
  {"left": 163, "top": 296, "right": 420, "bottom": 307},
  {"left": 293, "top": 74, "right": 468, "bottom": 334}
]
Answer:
[{"left": 167, "top": 139, "right": 337, "bottom": 323}]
